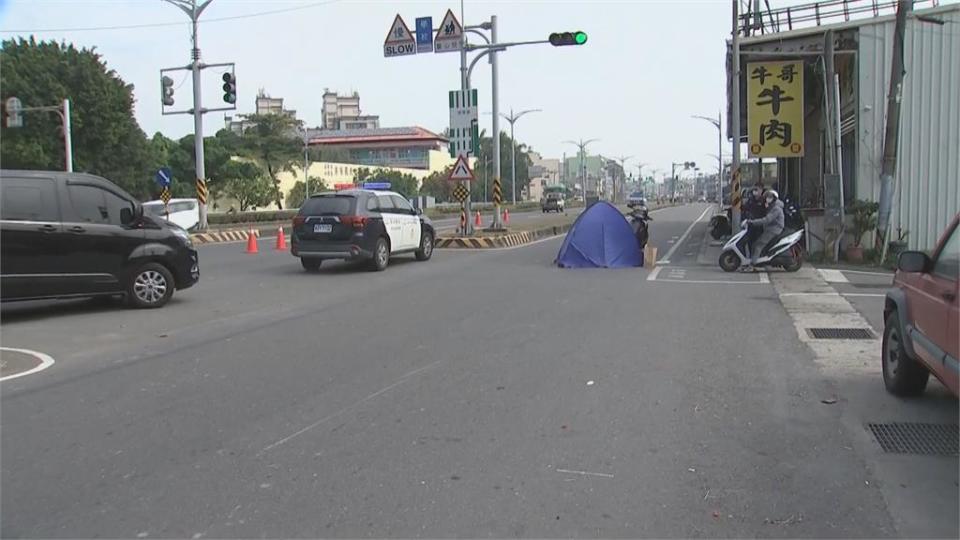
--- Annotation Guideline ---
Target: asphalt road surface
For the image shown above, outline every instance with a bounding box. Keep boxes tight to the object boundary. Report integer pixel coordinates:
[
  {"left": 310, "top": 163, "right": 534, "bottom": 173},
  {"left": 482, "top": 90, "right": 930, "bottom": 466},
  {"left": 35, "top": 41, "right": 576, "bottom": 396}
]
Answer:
[{"left": 2, "top": 203, "right": 956, "bottom": 538}]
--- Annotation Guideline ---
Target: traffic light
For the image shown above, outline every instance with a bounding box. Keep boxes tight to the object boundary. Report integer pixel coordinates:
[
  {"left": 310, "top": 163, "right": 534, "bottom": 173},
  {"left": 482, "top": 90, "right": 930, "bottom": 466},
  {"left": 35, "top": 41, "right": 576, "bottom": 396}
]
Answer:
[
  {"left": 684, "top": 161, "right": 696, "bottom": 169},
  {"left": 161, "top": 75, "right": 175, "bottom": 106},
  {"left": 222, "top": 72, "right": 236, "bottom": 104},
  {"left": 549, "top": 31, "right": 588, "bottom": 46}
]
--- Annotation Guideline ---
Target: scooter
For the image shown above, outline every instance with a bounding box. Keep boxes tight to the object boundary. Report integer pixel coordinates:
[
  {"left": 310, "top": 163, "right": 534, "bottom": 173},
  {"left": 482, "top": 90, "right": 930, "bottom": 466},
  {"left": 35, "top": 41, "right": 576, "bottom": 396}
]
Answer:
[
  {"left": 628, "top": 207, "right": 653, "bottom": 249},
  {"left": 718, "top": 221, "right": 804, "bottom": 272}
]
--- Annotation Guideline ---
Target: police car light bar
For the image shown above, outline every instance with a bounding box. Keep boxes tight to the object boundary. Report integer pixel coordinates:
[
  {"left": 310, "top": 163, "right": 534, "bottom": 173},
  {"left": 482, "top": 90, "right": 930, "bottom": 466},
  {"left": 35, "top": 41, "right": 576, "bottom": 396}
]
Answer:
[{"left": 362, "top": 182, "right": 391, "bottom": 190}]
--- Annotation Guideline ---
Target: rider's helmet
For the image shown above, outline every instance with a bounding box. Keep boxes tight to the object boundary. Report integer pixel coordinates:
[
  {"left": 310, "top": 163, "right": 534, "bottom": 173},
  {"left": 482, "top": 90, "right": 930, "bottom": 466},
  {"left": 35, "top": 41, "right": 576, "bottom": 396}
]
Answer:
[{"left": 765, "top": 189, "right": 779, "bottom": 202}]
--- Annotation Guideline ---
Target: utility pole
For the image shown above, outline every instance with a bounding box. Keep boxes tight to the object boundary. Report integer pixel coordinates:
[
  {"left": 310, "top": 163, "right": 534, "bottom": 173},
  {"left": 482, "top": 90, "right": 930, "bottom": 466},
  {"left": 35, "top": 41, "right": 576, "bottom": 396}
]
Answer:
[
  {"left": 500, "top": 108, "right": 541, "bottom": 206},
  {"left": 163, "top": 0, "right": 215, "bottom": 231},
  {"left": 564, "top": 139, "right": 599, "bottom": 203},
  {"left": 730, "top": 0, "right": 743, "bottom": 229},
  {"left": 876, "top": 0, "right": 912, "bottom": 252}
]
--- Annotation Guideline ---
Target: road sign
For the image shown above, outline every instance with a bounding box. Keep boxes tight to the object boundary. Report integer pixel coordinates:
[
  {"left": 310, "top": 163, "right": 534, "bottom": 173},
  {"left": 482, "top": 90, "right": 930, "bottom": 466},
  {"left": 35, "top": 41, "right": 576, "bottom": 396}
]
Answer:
[
  {"left": 447, "top": 155, "right": 474, "bottom": 182},
  {"left": 384, "top": 14, "right": 416, "bottom": 58},
  {"left": 448, "top": 88, "right": 479, "bottom": 158},
  {"left": 160, "top": 186, "right": 171, "bottom": 205},
  {"left": 415, "top": 16, "right": 434, "bottom": 53},
  {"left": 155, "top": 167, "right": 172, "bottom": 188},
  {"left": 453, "top": 183, "right": 469, "bottom": 202},
  {"left": 434, "top": 9, "right": 463, "bottom": 53}
]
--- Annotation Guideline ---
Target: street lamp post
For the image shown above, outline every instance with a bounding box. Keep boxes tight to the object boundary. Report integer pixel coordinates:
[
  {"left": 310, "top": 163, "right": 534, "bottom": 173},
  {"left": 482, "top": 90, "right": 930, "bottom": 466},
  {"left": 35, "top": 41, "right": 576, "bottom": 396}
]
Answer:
[
  {"left": 612, "top": 155, "right": 633, "bottom": 204},
  {"left": 563, "top": 138, "right": 599, "bottom": 202},
  {"left": 501, "top": 108, "right": 541, "bottom": 205},
  {"left": 692, "top": 111, "right": 723, "bottom": 209}
]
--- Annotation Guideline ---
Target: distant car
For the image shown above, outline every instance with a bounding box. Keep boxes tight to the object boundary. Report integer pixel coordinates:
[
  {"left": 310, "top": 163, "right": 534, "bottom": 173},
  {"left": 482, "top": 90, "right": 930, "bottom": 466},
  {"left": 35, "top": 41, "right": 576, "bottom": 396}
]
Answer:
[
  {"left": 291, "top": 187, "right": 435, "bottom": 272},
  {"left": 627, "top": 192, "right": 646, "bottom": 208},
  {"left": 0, "top": 170, "right": 199, "bottom": 308},
  {"left": 542, "top": 193, "right": 565, "bottom": 213},
  {"left": 883, "top": 213, "right": 959, "bottom": 397},
  {"left": 143, "top": 198, "right": 200, "bottom": 231}
]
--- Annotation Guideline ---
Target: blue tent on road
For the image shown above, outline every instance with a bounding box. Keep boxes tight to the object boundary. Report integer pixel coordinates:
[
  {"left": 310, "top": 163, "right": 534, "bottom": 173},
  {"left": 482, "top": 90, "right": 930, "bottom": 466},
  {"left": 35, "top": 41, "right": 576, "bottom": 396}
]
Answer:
[{"left": 555, "top": 201, "right": 642, "bottom": 268}]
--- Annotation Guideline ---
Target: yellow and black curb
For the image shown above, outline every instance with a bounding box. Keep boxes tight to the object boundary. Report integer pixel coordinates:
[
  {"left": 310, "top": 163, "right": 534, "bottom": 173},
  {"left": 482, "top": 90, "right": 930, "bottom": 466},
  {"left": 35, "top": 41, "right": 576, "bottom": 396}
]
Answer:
[
  {"left": 191, "top": 228, "right": 262, "bottom": 245},
  {"left": 436, "top": 223, "right": 572, "bottom": 249}
]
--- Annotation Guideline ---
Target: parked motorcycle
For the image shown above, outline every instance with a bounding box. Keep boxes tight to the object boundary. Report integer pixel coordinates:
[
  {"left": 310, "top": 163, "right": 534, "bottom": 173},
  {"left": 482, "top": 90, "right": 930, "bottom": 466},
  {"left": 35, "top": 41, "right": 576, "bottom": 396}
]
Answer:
[
  {"left": 628, "top": 207, "right": 653, "bottom": 249},
  {"left": 718, "top": 222, "right": 804, "bottom": 272}
]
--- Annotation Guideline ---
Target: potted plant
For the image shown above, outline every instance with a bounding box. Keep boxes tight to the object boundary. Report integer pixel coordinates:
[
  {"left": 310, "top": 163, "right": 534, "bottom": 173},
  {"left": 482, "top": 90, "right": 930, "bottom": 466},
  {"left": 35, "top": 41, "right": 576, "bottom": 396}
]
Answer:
[{"left": 846, "top": 199, "right": 879, "bottom": 263}]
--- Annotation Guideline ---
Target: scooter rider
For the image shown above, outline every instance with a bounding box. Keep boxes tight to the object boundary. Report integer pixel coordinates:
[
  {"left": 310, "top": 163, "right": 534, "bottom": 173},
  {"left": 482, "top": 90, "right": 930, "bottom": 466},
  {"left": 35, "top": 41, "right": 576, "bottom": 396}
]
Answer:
[{"left": 742, "top": 189, "right": 784, "bottom": 271}]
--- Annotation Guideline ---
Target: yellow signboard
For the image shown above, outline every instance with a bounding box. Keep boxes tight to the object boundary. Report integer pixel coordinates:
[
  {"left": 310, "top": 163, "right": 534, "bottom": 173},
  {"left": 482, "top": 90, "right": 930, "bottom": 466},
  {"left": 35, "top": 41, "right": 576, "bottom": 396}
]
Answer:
[{"left": 747, "top": 61, "right": 804, "bottom": 158}]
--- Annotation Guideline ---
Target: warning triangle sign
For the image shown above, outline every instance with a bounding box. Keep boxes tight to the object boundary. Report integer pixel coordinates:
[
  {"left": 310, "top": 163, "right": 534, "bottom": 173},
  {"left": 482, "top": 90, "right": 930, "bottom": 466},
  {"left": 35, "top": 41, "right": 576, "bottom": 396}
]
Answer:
[
  {"left": 447, "top": 155, "right": 474, "bottom": 181},
  {"left": 384, "top": 14, "right": 415, "bottom": 44},
  {"left": 434, "top": 9, "right": 463, "bottom": 53}
]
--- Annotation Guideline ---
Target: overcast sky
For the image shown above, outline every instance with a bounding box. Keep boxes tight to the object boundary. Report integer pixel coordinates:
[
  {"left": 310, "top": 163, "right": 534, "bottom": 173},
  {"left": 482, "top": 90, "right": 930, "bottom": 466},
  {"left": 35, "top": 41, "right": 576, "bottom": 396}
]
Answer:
[{"left": 1, "top": 0, "right": 745, "bottom": 179}]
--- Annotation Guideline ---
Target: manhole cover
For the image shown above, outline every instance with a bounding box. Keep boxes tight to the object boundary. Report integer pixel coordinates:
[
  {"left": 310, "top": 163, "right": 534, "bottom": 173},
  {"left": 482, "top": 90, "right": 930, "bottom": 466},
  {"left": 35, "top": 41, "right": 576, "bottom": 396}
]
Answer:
[
  {"left": 867, "top": 423, "right": 958, "bottom": 455},
  {"left": 806, "top": 327, "right": 876, "bottom": 339}
]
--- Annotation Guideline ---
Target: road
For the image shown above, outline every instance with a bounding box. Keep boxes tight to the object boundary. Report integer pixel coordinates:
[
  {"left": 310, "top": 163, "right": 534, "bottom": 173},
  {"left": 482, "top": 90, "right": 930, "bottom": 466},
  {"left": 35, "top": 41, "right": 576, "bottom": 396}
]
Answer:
[{"left": 1, "top": 204, "right": 956, "bottom": 538}]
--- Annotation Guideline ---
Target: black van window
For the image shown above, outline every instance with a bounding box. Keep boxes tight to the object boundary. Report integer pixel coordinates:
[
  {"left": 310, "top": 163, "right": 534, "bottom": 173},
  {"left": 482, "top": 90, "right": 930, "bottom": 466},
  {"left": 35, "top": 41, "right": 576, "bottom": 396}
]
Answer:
[
  {"left": 67, "top": 184, "right": 132, "bottom": 225},
  {"left": 300, "top": 195, "right": 355, "bottom": 216},
  {"left": 0, "top": 178, "right": 59, "bottom": 222}
]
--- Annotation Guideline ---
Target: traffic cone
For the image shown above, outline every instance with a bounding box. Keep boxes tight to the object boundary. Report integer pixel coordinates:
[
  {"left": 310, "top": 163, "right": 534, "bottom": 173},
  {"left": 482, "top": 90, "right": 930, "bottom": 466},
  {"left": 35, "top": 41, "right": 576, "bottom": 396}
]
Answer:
[
  {"left": 503, "top": 208, "right": 510, "bottom": 225},
  {"left": 245, "top": 229, "right": 259, "bottom": 254},
  {"left": 475, "top": 211, "right": 482, "bottom": 227},
  {"left": 275, "top": 226, "right": 287, "bottom": 250}
]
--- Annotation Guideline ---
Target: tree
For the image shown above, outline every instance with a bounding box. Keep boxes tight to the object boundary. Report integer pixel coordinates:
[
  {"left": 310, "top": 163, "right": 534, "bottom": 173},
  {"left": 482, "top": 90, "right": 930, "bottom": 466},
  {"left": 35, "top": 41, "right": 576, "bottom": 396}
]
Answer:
[
  {"left": 419, "top": 166, "right": 453, "bottom": 201},
  {"left": 1, "top": 37, "right": 153, "bottom": 197},
  {"left": 218, "top": 161, "right": 274, "bottom": 211},
  {"left": 237, "top": 113, "right": 301, "bottom": 209},
  {"left": 353, "top": 167, "right": 419, "bottom": 199},
  {"left": 286, "top": 176, "right": 327, "bottom": 208}
]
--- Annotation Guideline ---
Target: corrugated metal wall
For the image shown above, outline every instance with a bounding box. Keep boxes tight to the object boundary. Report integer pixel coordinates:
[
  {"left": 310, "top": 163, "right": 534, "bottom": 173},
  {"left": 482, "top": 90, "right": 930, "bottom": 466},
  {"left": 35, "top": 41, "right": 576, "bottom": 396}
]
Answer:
[{"left": 857, "top": 4, "right": 960, "bottom": 250}]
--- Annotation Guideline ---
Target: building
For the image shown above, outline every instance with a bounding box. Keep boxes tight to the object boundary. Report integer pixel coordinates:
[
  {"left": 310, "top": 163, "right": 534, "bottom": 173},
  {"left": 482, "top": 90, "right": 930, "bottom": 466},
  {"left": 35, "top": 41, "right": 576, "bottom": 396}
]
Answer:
[
  {"left": 526, "top": 152, "right": 562, "bottom": 201},
  {"left": 322, "top": 90, "right": 379, "bottom": 131},
  {"left": 224, "top": 90, "right": 297, "bottom": 134},
  {"left": 728, "top": 0, "right": 959, "bottom": 251},
  {"left": 306, "top": 126, "right": 452, "bottom": 171}
]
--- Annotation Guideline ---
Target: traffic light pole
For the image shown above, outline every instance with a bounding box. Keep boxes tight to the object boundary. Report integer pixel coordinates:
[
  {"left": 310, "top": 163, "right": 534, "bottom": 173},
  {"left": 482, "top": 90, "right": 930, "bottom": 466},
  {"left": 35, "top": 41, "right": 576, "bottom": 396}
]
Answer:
[
  {"left": 190, "top": 14, "right": 208, "bottom": 231},
  {"left": 7, "top": 99, "right": 73, "bottom": 172}
]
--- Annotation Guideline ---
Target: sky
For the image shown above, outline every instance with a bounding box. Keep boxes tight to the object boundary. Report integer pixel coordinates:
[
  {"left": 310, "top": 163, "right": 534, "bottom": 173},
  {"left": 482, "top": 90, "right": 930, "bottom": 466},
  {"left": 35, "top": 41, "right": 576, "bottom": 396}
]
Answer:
[{"left": 1, "top": 0, "right": 742, "bottom": 180}]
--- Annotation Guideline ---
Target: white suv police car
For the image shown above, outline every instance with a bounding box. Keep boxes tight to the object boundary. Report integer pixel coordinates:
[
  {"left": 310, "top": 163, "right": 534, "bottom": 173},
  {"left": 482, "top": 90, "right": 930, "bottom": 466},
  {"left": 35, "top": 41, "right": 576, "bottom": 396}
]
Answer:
[{"left": 291, "top": 183, "right": 435, "bottom": 272}]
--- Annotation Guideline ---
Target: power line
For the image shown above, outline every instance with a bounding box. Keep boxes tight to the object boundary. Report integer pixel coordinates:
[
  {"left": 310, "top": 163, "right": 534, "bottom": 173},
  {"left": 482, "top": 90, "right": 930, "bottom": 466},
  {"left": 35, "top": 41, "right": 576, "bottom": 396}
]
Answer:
[{"left": 0, "top": 0, "right": 342, "bottom": 33}]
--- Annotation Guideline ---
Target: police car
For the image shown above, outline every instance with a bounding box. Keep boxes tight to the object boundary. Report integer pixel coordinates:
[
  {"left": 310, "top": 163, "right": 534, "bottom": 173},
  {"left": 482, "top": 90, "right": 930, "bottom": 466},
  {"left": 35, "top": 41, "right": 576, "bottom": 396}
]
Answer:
[{"left": 291, "top": 183, "right": 435, "bottom": 272}]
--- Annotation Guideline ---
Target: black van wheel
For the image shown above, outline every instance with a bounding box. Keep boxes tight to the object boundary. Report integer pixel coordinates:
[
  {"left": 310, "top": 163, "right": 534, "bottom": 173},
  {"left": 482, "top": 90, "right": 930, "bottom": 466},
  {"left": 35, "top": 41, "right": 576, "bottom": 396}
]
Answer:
[
  {"left": 369, "top": 237, "right": 389, "bottom": 271},
  {"left": 882, "top": 312, "right": 929, "bottom": 396},
  {"left": 301, "top": 258, "right": 322, "bottom": 272},
  {"left": 415, "top": 232, "right": 434, "bottom": 261},
  {"left": 127, "top": 263, "right": 174, "bottom": 309}
]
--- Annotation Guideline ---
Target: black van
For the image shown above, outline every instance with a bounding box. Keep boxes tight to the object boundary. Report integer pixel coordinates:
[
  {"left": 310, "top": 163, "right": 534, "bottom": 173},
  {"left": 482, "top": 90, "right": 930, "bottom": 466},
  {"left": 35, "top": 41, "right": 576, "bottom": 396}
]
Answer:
[{"left": 0, "top": 170, "right": 199, "bottom": 308}]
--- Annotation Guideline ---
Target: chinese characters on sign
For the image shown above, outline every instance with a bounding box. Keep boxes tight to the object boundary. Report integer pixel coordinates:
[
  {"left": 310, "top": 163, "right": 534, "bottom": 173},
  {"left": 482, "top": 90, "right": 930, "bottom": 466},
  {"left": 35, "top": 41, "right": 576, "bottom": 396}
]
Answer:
[{"left": 747, "top": 61, "right": 804, "bottom": 158}]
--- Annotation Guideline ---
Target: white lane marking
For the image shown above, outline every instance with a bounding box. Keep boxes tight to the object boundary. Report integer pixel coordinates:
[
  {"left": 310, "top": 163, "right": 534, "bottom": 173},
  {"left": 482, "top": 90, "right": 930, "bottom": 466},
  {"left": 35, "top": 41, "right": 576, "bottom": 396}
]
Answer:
[
  {"left": 758, "top": 272, "right": 770, "bottom": 284},
  {"left": 781, "top": 292, "right": 885, "bottom": 298},
  {"left": 659, "top": 260, "right": 671, "bottom": 265},
  {"left": 821, "top": 268, "right": 892, "bottom": 277},
  {"left": 843, "top": 293, "right": 887, "bottom": 298},
  {"left": 260, "top": 358, "right": 444, "bottom": 454},
  {"left": 659, "top": 206, "right": 712, "bottom": 264},
  {"left": 0, "top": 347, "right": 56, "bottom": 382},
  {"left": 646, "top": 267, "right": 662, "bottom": 281},
  {"left": 817, "top": 268, "right": 850, "bottom": 283},
  {"left": 653, "top": 279, "right": 766, "bottom": 284},
  {"left": 556, "top": 468, "right": 614, "bottom": 479}
]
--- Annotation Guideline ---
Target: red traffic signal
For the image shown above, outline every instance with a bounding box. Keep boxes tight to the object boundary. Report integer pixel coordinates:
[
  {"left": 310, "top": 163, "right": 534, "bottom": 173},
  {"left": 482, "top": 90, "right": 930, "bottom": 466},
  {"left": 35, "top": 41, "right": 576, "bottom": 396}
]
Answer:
[{"left": 549, "top": 31, "right": 588, "bottom": 46}]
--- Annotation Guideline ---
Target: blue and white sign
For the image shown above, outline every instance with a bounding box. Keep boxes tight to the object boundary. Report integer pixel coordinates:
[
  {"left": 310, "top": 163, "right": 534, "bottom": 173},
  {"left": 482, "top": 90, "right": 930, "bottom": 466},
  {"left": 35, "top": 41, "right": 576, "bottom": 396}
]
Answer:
[
  {"left": 415, "top": 16, "right": 433, "bottom": 53},
  {"left": 155, "top": 167, "right": 172, "bottom": 187}
]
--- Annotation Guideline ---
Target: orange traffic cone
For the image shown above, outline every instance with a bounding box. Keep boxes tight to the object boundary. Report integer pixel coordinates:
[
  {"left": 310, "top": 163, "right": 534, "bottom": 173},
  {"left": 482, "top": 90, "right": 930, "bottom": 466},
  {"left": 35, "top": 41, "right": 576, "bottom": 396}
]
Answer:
[
  {"left": 503, "top": 208, "right": 510, "bottom": 225},
  {"left": 475, "top": 211, "right": 482, "bottom": 227},
  {"left": 245, "top": 229, "right": 259, "bottom": 254},
  {"left": 275, "top": 226, "right": 287, "bottom": 250}
]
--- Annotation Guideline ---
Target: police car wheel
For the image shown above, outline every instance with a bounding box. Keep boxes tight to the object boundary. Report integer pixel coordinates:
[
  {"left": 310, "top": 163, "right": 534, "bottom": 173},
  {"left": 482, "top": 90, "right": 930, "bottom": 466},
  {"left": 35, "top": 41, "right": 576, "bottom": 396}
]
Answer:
[
  {"left": 415, "top": 232, "right": 434, "bottom": 261},
  {"left": 369, "top": 237, "right": 389, "bottom": 271}
]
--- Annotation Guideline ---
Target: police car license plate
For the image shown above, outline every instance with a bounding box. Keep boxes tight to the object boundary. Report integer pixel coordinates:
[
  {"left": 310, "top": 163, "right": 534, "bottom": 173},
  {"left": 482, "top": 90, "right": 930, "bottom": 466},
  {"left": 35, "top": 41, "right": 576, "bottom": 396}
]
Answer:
[{"left": 314, "top": 224, "right": 332, "bottom": 233}]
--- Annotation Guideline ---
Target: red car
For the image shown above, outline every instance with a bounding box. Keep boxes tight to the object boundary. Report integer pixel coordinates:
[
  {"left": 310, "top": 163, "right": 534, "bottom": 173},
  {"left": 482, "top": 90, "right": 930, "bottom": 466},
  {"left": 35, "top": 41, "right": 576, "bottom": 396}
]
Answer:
[{"left": 883, "top": 213, "right": 959, "bottom": 397}]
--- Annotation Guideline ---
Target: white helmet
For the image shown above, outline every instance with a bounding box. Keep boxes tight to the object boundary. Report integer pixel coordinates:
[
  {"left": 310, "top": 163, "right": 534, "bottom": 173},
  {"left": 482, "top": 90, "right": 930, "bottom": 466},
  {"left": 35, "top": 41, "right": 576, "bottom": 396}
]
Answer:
[{"left": 765, "top": 189, "right": 779, "bottom": 201}]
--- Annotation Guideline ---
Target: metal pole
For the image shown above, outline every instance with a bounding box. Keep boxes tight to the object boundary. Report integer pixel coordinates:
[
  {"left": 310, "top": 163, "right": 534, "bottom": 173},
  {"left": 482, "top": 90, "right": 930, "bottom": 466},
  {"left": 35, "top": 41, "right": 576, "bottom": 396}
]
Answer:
[
  {"left": 189, "top": 6, "right": 208, "bottom": 230},
  {"left": 730, "top": 0, "right": 742, "bottom": 230},
  {"left": 833, "top": 73, "right": 845, "bottom": 262},
  {"left": 62, "top": 99, "right": 73, "bottom": 172},
  {"left": 509, "top": 111, "right": 517, "bottom": 205},
  {"left": 491, "top": 15, "right": 503, "bottom": 229},
  {"left": 717, "top": 110, "right": 722, "bottom": 209},
  {"left": 459, "top": 8, "right": 472, "bottom": 234}
]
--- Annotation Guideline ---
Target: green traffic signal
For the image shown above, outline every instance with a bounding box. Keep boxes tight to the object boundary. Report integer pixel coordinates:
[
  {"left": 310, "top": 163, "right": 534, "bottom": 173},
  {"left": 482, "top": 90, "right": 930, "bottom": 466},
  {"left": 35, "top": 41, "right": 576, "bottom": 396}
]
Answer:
[
  {"left": 549, "top": 31, "right": 588, "bottom": 46},
  {"left": 574, "top": 31, "right": 587, "bottom": 45}
]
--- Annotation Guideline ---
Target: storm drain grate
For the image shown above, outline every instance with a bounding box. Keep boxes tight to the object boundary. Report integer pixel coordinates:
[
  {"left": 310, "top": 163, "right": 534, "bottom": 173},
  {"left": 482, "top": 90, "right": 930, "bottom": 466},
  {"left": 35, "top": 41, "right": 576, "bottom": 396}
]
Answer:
[
  {"left": 806, "top": 327, "right": 876, "bottom": 339},
  {"left": 867, "top": 423, "right": 959, "bottom": 455}
]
